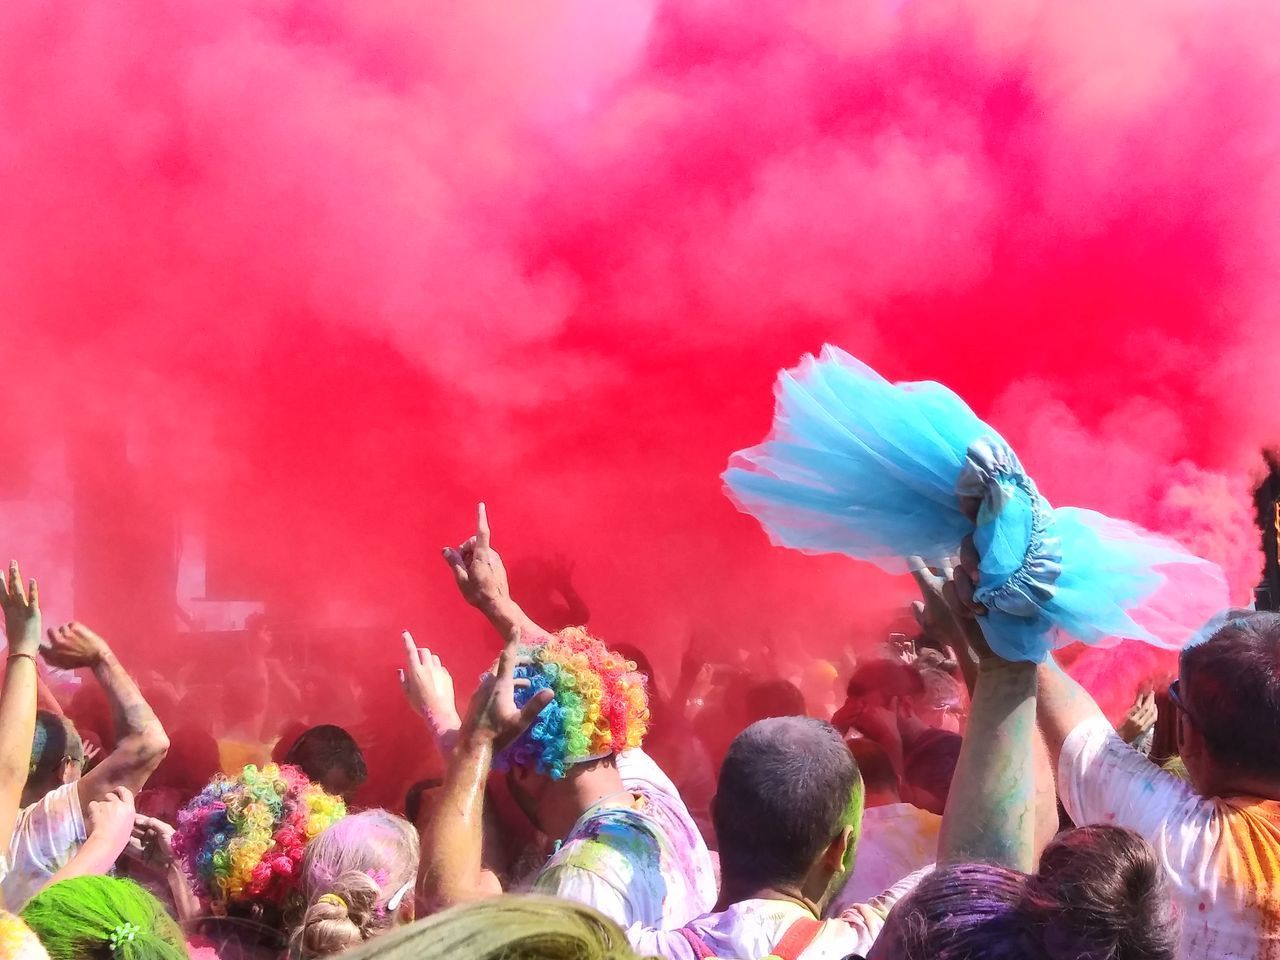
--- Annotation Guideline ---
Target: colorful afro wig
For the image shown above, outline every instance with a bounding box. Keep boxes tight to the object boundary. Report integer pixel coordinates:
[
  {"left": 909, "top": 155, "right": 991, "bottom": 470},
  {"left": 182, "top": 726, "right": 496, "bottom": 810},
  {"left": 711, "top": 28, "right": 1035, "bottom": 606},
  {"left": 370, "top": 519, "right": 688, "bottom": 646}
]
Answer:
[
  {"left": 0, "top": 911, "right": 48, "bottom": 960},
  {"left": 499, "top": 627, "right": 650, "bottom": 780},
  {"left": 173, "top": 763, "right": 346, "bottom": 913}
]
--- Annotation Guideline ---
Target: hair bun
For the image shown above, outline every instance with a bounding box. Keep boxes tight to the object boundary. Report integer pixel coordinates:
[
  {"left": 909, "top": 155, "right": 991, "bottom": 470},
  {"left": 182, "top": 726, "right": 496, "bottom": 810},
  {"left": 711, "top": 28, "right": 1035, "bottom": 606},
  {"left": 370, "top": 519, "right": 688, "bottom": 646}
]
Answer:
[{"left": 315, "top": 894, "right": 348, "bottom": 914}]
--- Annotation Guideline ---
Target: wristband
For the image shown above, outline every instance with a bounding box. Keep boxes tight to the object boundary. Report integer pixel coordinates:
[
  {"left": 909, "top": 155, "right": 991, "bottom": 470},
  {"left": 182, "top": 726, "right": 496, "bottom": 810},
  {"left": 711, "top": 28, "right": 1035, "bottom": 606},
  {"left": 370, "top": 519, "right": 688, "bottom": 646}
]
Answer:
[{"left": 6, "top": 652, "right": 37, "bottom": 665}]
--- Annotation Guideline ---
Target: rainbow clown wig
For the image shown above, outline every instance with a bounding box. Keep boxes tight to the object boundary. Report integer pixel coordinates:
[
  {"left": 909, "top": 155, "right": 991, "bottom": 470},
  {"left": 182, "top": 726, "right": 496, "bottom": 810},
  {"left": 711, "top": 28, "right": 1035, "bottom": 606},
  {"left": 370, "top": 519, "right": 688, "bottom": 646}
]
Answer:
[
  {"left": 499, "top": 627, "right": 650, "bottom": 780},
  {"left": 173, "top": 763, "right": 346, "bottom": 912}
]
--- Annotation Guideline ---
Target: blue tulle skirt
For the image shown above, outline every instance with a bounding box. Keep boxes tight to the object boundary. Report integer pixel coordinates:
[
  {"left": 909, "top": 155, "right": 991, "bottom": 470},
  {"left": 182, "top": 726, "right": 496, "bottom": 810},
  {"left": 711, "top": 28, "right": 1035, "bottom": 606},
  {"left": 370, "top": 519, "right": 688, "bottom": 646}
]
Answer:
[{"left": 723, "top": 347, "right": 1228, "bottom": 662}]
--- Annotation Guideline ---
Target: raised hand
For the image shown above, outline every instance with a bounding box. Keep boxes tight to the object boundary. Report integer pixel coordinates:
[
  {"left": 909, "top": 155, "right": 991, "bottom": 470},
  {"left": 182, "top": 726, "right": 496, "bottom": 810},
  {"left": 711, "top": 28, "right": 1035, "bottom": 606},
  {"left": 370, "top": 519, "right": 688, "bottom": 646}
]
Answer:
[
  {"left": 932, "top": 540, "right": 997, "bottom": 664},
  {"left": 951, "top": 534, "right": 989, "bottom": 617},
  {"left": 908, "top": 555, "right": 957, "bottom": 635},
  {"left": 400, "top": 630, "right": 461, "bottom": 731},
  {"left": 443, "top": 503, "right": 511, "bottom": 613},
  {"left": 1117, "top": 688, "right": 1158, "bottom": 744},
  {"left": 41, "top": 621, "right": 111, "bottom": 670},
  {"left": 460, "top": 623, "right": 554, "bottom": 751},
  {"left": 126, "top": 814, "right": 177, "bottom": 871},
  {"left": 86, "top": 786, "right": 137, "bottom": 858},
  {"left": 2, "top": 560, "right": 41, "bottom": 657}
]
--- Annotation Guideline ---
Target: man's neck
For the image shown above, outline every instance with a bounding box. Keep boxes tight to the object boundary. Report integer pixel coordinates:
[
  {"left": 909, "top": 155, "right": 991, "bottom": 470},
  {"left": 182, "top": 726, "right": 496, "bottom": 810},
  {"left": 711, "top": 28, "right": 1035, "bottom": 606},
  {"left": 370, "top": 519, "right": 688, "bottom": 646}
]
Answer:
[
  {"left": 1201, "top": 769, "right": 1280, "bottom": 802},
  {"left": 715, "top": 879, "right": 820, "bottom": 916},
  {"left": 863, "top": 791, "right": 901, "bottom": 809},
  {"left": 541, "top": 761, "right": 630, "bottom": 842}
]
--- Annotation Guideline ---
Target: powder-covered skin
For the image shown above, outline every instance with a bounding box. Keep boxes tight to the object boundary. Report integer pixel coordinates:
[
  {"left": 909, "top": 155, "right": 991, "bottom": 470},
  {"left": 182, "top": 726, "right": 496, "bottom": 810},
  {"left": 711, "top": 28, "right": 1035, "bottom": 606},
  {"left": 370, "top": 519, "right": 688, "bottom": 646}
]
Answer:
[
  {"left": 1061, "top": 716, "right": 1280, "bottom": 960},
  {"left": 530, "top": 749, "right": 716, "bottom": 929}
]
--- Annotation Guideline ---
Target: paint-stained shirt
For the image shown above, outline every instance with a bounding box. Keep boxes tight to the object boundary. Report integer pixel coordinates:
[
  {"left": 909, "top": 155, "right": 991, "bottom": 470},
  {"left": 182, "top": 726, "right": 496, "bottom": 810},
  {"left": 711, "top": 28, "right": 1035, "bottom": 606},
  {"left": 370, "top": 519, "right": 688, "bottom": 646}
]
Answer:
[
  {"left": 627, "top": 869, "right": 928, "bottom": 959},
  {"left": 1, "top": 782, "right": 86, "bottom": 909},
  {"left": 1060, "top": 716, "right": 1280, "bottom": 960},
  {"left": 530, "top": 749, "right": 717, "bottom": 929}
]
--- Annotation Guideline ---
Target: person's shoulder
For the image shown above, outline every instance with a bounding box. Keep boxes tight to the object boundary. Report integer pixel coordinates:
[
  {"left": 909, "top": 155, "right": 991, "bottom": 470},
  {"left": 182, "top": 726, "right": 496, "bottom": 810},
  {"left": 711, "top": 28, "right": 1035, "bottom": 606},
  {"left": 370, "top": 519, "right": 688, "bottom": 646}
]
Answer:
[
  {"left": 20, "top": 782, "right": 79, "bottom": 826},
  {"left": 625, "top": 921, "right": 698, "bottom": 960},
  {"left": 568, "top": 802, "right": 665, "bottom": 853},
  {"left": 1218, "top": 795, "right": 1280, "bottom": 827},
  {"left": 804, "top": 918, "right": 876, "bottom": 957}
]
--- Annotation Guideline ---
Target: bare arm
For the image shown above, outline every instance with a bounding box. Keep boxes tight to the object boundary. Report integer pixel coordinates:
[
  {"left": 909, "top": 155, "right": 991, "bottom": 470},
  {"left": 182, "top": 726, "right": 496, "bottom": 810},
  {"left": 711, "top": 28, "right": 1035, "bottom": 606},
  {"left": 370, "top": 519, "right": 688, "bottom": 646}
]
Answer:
[
  {"left": 938, "top": 655, "right": 1039, "bottom": 870},
  {"left": 40, "top": 623, "right": 169, "bottom": 817},
  {"left": 936, "top": 554, "right": 1039, "bottom": 872},
  {"left": 1036, "top": 654, "right": 1107, "bottom": 770},
  {"left": 418, "top": 729, "right": 502, "bottom": 911},
  {"left": 1, "top": 563, "right": 41, "bottom": 854},
  {"left": 912, "top": 556, "right": 1056, "bottom": 864},
  {"left": 418, "top": 624, "right": 552, "bottom": 912}
]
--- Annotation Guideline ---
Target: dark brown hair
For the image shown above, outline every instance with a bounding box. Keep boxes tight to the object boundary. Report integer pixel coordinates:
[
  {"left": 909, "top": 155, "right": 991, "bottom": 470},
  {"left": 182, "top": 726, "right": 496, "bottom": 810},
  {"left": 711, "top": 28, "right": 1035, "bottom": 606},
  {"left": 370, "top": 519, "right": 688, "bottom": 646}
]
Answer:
[{"left": 1024, "top": 825, "right": 1177, "bottom": 960}]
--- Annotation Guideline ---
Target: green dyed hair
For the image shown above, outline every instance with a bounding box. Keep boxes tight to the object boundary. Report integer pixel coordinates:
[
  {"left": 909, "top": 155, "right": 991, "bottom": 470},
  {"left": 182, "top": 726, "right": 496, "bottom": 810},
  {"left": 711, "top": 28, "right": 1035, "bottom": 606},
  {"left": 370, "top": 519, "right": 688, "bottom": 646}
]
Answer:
[
  {"left": 340, "top": 895, "right": 644, "bottom": 960},
  {"left": 21, "top": 876, "right": 189, "bottom": 960}
]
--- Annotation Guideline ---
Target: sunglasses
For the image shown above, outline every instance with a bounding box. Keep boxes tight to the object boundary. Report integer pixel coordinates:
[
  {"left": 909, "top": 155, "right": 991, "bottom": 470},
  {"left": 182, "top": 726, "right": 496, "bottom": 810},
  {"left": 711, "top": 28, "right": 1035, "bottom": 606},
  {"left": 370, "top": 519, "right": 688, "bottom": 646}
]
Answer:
[{"left": 1168, "top": 679, "right": 1201, "bottom": 732}]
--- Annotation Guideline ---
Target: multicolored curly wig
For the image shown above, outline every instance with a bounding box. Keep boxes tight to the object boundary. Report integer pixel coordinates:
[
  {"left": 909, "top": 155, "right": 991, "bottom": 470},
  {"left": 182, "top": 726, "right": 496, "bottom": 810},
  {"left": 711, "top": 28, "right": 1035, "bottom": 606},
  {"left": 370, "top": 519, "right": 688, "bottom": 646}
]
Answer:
[
  {"left": 498, "top": 628, "right": 650, "bottom": 780},
  {"left": 173, "top": 763, "right": 346, "bottom": 911},
  {"left": 0, "top": 911, "right": 48, "bottom": 960},
  {"left": 20, "top": 876, "right": 186, "bottom": 960}
]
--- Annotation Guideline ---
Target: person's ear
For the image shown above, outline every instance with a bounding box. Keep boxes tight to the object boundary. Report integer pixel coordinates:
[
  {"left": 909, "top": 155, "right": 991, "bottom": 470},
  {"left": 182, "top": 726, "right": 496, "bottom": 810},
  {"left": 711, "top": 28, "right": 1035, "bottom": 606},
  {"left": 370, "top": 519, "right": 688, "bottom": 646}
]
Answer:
[{"left": 822, "top": 825, "right": 855, "bottom": 873}]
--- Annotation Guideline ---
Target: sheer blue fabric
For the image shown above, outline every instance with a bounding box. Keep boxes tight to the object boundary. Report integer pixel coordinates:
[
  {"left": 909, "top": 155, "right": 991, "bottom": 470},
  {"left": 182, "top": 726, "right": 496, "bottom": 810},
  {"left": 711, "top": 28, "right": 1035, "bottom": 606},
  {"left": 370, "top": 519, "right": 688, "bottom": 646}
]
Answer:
[{"left": 723, "top": 346, "right": 1228, "bottom": 662}]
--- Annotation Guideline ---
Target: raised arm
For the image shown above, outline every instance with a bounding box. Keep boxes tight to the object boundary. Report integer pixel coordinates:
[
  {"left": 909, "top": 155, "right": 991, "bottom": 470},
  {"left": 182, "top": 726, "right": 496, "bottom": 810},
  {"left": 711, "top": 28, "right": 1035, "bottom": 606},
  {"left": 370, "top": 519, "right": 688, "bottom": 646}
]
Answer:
[
  {"left": 443, "top": 504, "right": 553, "bottom": 643},
  {"left": 40, "top": 623, "right": 169, "bottom": 816},
  {"left": 936, "top": 557, "right": 1038, "bottom": 871},
  {"left": 1, "top": 561, "right": 41, "bottom": 853},
  {"left": 418, "top": 623, "right": 552, "bottom": 912},
  {"left": 1036, "top": 654, "right": 1108, "bottom": 766},
  {"left": 914, "top": 555, "right": 1057, "bottom": 862}
]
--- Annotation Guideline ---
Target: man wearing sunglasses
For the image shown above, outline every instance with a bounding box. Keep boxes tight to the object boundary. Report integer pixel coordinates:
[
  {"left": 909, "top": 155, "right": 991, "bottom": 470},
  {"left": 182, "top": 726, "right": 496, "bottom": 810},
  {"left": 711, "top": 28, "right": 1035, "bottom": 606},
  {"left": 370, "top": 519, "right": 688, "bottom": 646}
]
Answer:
[{"left": 1036, "top": 609, "right": 1280, "bottom": 960}]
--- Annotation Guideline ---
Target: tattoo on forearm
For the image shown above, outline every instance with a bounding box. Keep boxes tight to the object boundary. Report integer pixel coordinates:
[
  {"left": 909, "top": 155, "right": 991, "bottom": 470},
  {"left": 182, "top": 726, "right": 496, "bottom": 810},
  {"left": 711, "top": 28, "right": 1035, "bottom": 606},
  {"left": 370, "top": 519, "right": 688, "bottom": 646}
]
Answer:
[{"left": 96, "top": 659, "right": 162, "bottom": 740}]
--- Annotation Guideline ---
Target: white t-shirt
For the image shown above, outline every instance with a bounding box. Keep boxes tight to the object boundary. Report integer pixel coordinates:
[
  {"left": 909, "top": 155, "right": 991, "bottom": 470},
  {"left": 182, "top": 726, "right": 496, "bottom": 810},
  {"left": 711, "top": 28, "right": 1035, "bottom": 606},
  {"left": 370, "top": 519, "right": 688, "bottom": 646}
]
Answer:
[
  {"left": 628, "top": 869, "right": 927, "bottom": 960},
  {"left": 530, "top": 749, "right": 717, "bottom": 929},
  {"left": 828, "top": 802, "right": 940, "bottom": 914},
  {"left": 1060, "top": 716, "right": 1280, "bottom": 960},
  {"left": 1, "top": 782, "right": 86, "bottom": 909}
]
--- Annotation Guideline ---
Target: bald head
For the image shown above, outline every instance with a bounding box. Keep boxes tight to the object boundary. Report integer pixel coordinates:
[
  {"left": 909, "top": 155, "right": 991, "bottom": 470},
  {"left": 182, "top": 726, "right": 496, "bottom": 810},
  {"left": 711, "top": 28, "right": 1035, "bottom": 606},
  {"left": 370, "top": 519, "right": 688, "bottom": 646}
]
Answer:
[{"left": 713, "top": 716, "right": 863, "bottom": 890}]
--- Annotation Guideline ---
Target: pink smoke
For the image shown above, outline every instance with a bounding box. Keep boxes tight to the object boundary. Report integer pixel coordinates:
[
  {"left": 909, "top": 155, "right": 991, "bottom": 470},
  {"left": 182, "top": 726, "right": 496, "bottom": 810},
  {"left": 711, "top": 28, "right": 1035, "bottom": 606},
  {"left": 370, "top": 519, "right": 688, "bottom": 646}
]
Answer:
[{"left": 2, "top": 0, "right": 1278, "bottom": 795}]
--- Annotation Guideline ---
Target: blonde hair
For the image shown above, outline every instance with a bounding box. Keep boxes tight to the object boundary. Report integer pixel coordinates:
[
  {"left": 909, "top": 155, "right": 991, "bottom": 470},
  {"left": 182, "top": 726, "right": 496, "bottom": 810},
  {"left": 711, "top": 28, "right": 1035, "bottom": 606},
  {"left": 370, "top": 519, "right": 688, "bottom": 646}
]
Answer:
[
  {"left": 341, "top": 895, "right": 644, "bottom": 960},
  {"left": 291, "top": 810, "right": 419, "bottom": 958},
  {"left": 0, "top": 911, "right": 49, "bottom": 960}
]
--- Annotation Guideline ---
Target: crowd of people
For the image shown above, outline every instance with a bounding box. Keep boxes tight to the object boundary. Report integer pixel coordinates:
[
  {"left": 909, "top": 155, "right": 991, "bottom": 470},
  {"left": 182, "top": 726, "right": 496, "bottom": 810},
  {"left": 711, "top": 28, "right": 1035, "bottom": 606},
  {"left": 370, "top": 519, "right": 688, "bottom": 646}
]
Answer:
[{"left": 1, "top": 501, "right": 1278, "bottom": 960}]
